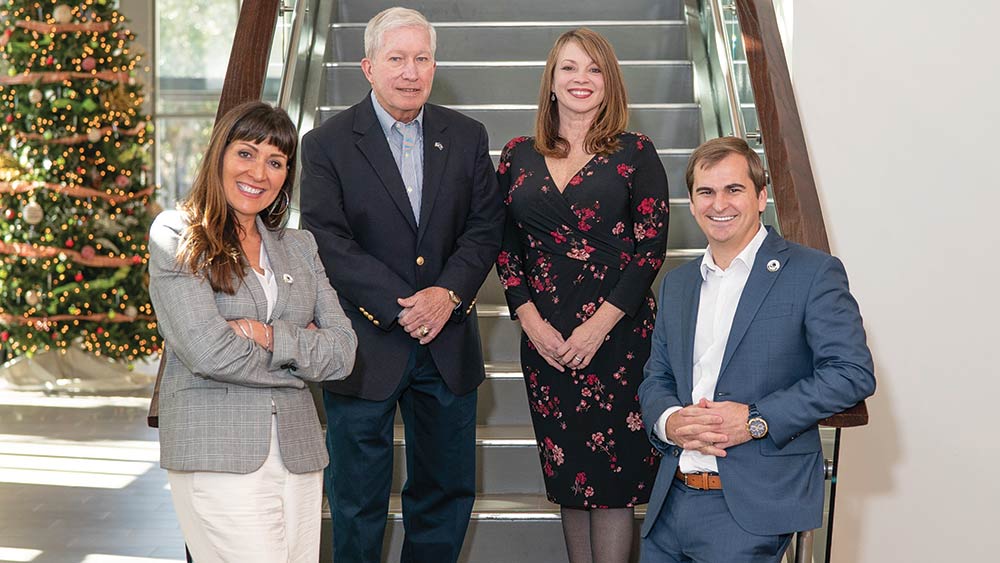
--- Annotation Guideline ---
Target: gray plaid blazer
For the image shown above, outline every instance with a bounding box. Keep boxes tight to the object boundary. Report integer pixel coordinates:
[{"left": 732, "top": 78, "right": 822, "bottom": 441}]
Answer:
[{"left": 148, "top": 210, "right": 357, "bottom": 474}]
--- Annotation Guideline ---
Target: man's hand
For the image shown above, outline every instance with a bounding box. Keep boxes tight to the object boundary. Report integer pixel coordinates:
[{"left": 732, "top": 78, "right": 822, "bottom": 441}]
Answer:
[
  {"left": 398, "top": 287, "right": 453, "bottom": 345},
  {"left": 665, "top": 399, "right": 728, "bottom": 457},
  {"left": 703, "top": 400, "right": 752, "bottom": 449}
]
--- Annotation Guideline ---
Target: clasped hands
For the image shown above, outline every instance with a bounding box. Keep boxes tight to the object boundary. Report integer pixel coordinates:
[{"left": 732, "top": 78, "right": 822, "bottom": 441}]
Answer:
[
  {"left": 516, "top": 302, "right": 618, "bottom": 373},
  {"left": 665, "top": 398, "right": 753, "bottom": 457},
  {"left": 398, "top": 286, "right": 453, "bottom": 345}
]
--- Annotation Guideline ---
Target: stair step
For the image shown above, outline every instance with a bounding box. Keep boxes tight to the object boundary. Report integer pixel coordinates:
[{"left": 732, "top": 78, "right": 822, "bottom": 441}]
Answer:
[
  {"left": 323, "top": 61, "right": 694, "bottom": 105},
  {"left": 319, "top": 494, "right": 646, "bottom": 562},
  {"left": 317, "top": 105, "right": 703, "bottom": 151},
  {"left": 389, "top": 425, "right": 543, "bottom": 494},
  {"left": 333, "top": 0, "right": 682, "bottom": 23},
  {"left": 327, "top": 21, "right": 688, "bottom": 62}
]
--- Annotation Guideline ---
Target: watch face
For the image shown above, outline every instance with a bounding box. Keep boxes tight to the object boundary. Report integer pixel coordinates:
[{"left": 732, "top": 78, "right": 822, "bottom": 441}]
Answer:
[{"left": 748, "top": 418, "right": 768, "bottom": 439}]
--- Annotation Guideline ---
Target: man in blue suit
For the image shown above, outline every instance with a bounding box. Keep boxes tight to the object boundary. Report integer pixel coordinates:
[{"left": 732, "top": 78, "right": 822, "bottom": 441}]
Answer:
[
  {"left": 638, "top": 137, "right": 875, "bottom": 562},
  {"left": 299, "top": 7, "right": 503, "bottom": 563}
]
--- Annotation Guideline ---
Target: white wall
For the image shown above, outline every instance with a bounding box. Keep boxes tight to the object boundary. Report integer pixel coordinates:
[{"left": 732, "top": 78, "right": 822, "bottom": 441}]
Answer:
[{"left": 792, "top": 2, "right": 1000, "bottom": 561}]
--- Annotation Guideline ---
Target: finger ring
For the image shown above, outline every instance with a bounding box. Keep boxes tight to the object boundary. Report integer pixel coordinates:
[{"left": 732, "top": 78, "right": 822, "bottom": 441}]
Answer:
[
  {"left": 419, "top": 325, "right": 430, "bottom": 337},
  {"left": 573, "top": 355, "right": 583, "bottom": 363}
]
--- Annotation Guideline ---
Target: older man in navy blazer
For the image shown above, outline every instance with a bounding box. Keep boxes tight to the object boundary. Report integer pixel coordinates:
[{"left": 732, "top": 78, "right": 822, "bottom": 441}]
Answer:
[
  {"left": 638, "top": 137, "right": 875, "bottom": 562},
  {"left": 299, "top": 7, "right": 503, "bottom": 563}
]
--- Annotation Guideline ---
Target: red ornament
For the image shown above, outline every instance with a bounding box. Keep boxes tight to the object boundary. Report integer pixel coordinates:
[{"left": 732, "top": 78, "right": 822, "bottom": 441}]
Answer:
[
  {"left": 74, "top": 272, "right": 84, "bottom": 282},
  {"left": 81, "top": 245, "right": 95, "bottom": 259},
  {"left": 4, "top": 208, "right": 15, "bottom": 220},
  {"left": 45, "top": 56, "right": 54, "bottom": 66},
  {"left": 65, "top": 239, "right": 75, "bottom": 248},
  {"left": 115, "top": 174, "right": 130, "bottom": 188},
  {"left": 131, "top": 255, "right": 142, "bottom": 265},
  {"left": 77, "top": 167, "right": 87, "bottom": 175},
  {"left": 96, "top": 327, "right": 104, "bottom": 335},
  {"left": 81, "top": 57, "right": 96, "bottom": 71},
  {"left": 1, "top": 331, "right": 9, "bottom": 343},
  {"left": 4, "top": 115, "right": 13, "bottom": 124}
]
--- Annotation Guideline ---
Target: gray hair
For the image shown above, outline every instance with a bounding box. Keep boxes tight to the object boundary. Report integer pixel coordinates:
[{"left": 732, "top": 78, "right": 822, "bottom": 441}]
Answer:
[{"left": 364, "top": 7, "right": 437, "bottom": 60}]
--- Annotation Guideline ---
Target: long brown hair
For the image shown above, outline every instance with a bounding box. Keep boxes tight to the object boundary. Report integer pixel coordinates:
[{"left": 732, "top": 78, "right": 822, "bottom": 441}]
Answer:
[
  {"left": 534, "top": 28, "right": 628, "bottom": 158},
  {"left": 176, "top": 101, "right": 298, "bottom": 294}
]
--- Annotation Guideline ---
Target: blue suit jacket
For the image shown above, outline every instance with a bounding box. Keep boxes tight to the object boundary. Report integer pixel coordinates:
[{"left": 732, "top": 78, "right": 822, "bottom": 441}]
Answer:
[{"left": 638, "top": 228, "right": 875, "bottom": 536}]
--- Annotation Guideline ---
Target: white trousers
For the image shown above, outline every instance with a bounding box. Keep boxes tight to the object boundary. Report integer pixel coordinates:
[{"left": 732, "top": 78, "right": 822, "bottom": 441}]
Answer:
[{"left": 167, "top": 416, "right": 323, "bottom": 563}]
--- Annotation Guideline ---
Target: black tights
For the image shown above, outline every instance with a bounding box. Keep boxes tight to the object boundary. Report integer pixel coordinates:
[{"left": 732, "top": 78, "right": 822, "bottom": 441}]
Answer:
[{"left": 560, "top": 506, "right": 635, "bottom": 563}]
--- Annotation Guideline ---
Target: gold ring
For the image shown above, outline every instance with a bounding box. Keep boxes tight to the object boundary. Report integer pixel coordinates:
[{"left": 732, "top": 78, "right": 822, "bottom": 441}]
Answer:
[
  {"left": 419, "top": 325, "right": 430, "bottom": 337},
  {"left": 573, "top": 355, "right": 583, "bottom": 363}
]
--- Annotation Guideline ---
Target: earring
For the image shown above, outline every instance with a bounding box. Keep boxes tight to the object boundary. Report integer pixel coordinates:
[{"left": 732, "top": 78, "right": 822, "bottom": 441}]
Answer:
[
  {"left": 267, "top": 191, "right": 290, "bottom": 217},
  {"left": 550, "top": 92, "right": 556, "bottom": 102}
]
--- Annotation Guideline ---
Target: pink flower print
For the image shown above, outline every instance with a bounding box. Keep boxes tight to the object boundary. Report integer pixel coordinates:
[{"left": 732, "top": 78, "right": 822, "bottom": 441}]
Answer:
[
  {"left": 506, "top": 136, "right": 529, "bottom": 149},
  {"left": 551, "top": 230, "right": 567, "bottom": 244},
  {"left": 617, "top": 163, "right": 635, "bottom": 178},
  {"left": 568, "top": 174, "right": 583, "bottom": 186},
  {"left": 585, "top": 486, "right": 595, "bottom": 498},
  {"left": 612, "top": 221, "right": 625, "bottom": 236},
  {"left": 592, "top": 432, "right": 605, "bottom": 446},
  {"left": 627, "top": 412, "right": 644, "bottom": 432},
  {"left": 637, "top": 197, "right": 656, "bottom": 215},
  {"left": 497, "top": 251, "right": 510, "bottom": 266},
  {"left": 576, "top": 302, "right": 597, "bottom": 321},
  {"left": 575, "top": 472, "right": 587, "bottom": 486},
  {"left": 636, "top": 138, "right": 645, "bottom": 150},
  {"left": 497, "top": 161, "right": 509, "bottom": 174}
]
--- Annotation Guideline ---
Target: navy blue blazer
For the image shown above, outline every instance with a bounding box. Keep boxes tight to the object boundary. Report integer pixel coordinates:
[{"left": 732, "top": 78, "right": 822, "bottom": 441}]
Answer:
[
  {"left": 300, "top": 94, "right": 504, "bottom": 401},
  {"left": 638, "top": 228, "right": 875, "bottom": 536}
]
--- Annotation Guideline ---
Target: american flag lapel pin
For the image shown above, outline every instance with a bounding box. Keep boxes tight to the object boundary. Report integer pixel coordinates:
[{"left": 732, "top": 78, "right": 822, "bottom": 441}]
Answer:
[{"left": 434, "top": 141, "right": 444, "bottom": 151}]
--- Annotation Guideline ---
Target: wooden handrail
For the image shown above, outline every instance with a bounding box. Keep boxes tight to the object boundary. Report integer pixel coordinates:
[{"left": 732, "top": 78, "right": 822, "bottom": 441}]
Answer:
[
  {"left": 215, "top": 0, "right": 282, "bottom": 121},
  {"left": 734, "top": 0, "right": 868, "bottom": 428}
]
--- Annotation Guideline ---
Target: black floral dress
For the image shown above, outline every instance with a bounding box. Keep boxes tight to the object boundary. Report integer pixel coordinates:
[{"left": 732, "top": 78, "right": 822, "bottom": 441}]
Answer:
[{"left": 496, "top": 133, "right": 668, "bottom": 508}]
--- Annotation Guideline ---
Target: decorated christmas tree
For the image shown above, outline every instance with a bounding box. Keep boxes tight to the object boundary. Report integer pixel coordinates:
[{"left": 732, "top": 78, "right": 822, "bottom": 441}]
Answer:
[{"left": 0, "top": 0, "right": 158, "bottom": 364}]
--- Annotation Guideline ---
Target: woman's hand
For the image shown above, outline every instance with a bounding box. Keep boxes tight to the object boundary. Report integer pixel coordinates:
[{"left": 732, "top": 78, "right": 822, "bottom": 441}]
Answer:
[
  {"left": 556, "top": 303, "right": 625, "bottom": 370},
  {"left": 515, "top": 302, "right": 567, "bottom": 372},
  {"left": 228, "top": 319, "right": 274, "bottom": 351}
]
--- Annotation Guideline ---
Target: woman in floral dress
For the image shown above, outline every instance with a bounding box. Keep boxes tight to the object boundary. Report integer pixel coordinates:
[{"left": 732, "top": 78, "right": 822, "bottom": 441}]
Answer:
[{"left": 496, "top": 28, "right": 669, "bottom": 563}]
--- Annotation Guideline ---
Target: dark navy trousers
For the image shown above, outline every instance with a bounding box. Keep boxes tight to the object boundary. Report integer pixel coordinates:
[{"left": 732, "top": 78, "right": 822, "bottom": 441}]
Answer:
[{"left": 323, "top": 343, "right": 477, "bottom": 563}]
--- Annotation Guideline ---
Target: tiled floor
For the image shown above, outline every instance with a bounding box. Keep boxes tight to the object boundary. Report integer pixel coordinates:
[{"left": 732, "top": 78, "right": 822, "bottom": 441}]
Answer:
[{"left": 0, "top": 391, "right": 187, "bottom": 563}]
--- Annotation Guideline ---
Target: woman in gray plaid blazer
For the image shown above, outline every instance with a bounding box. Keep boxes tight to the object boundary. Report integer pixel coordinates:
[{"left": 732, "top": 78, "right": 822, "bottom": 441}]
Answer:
[{"left": 148, "top": 102, "right": 357, "bottom": 563}]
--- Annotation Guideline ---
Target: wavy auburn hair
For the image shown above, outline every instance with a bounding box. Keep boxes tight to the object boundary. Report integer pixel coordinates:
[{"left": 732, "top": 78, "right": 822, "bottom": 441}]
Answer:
[
  {"left": 176, "top": 101, "right": 297, "bottom": 295},
  {"left": 534, "top": 28, "right": 628, "bottom": 158}
]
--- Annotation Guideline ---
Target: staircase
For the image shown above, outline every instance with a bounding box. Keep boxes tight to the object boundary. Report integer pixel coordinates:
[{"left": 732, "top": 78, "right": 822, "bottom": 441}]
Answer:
[{"left": 308, "top": 0, "right": 774, "bottom": 560}]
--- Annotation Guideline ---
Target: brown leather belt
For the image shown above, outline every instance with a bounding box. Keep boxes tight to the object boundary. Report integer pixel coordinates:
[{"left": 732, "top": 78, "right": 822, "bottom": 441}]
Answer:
[{"left": 675, "top": 468, "right": 723, "bottom": 490}]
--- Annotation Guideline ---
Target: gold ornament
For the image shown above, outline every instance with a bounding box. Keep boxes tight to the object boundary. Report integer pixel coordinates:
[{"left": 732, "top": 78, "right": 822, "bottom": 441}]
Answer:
[
  {"left": 52, "top": 4, "right": 73, "bottom": 23},
  {"left": 23, "top": 201, "right": 44, "bottom": 225},
  {"left": 0, "top": 151, "right": 23, "bottom": 182},
  {"left": 99, "top": 83, "right": 134, "bottom": 115},
  {"left": 53, "top": 5, "right": 74, "bottom": 24}
]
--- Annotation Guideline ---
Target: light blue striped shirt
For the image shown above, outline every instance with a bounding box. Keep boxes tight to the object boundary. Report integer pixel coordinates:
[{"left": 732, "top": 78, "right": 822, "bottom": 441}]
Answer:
[{"left": 371, "top": 91, "right": 424, "bottom": 225}]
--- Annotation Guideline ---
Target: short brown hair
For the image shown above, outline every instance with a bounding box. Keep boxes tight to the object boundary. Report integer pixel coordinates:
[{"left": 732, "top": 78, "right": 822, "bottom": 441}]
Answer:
[
  {"left": 534, "top": 28, "right": 628, "bottom": 157},
  {"left": 177, "top": 101, "right": 297, "bottom": 294},
  {"left": 685, "top": 136, "right": 767, "bottom": 195}
]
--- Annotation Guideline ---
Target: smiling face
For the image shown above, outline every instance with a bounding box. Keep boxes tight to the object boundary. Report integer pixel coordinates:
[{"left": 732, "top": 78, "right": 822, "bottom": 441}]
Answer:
[
  {"left": 551, "top": 40, "right": 605, "bottom": 123},
  {"left": 362, "top": 25, "right": 436, "bottom": 123},
  {"left": 690, "top": 152, "right": 767, "bottom": 267},
  {"left": 221, "top": 140, "right": 289, "bottom": 229}
]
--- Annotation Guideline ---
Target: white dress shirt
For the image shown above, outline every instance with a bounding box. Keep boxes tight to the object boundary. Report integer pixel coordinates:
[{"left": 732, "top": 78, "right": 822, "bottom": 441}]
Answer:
[
  {"left": 655, "top": 224, "right": 768, "bottom": 473},
  {"left": 252, "top": 240, "right": 277, "bottom": 320}
]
